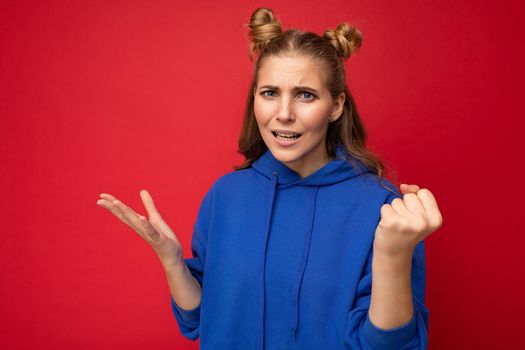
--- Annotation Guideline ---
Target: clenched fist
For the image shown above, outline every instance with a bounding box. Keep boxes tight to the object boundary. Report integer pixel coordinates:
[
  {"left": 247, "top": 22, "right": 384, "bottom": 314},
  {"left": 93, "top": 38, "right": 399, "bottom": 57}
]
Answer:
[{"left": 373, "top": 184, "right": 443, "bottom": 258}]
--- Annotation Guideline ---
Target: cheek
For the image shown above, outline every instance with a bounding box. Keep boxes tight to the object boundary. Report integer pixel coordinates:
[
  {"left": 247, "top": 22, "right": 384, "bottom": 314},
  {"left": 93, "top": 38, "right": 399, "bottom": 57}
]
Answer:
[
  {"left": 301, "top": 107, "right": 330, "bottom": 132},
  {"left": 253, "top": 98, "right": 274, "bottom": 125}
]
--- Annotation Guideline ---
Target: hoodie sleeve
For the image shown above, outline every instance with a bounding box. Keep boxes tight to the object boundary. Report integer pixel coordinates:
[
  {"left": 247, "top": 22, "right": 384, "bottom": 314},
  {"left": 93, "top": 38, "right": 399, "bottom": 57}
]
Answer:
[
  {"left": 343, "top": 191, "right": 430, "bottom": 349},
  {"left": 169, "top": 185, "right": 215, "bottom": 341}
]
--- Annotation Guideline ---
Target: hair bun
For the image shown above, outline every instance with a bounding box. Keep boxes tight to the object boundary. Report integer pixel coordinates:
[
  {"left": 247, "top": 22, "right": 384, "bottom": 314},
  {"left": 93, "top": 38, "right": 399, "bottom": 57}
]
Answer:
[
  {"left": 323, "top": 22, "right": 362, "bottom": 60},
  {"left": 246, "top": 8, "right": 283, "bottom": 61}
]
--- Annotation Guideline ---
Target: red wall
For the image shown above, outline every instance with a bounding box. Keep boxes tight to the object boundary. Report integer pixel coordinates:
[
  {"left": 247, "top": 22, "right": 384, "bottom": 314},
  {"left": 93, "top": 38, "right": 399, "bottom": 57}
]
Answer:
[{"left": 1, "top": 0, "right": 523, "bottom": 349}]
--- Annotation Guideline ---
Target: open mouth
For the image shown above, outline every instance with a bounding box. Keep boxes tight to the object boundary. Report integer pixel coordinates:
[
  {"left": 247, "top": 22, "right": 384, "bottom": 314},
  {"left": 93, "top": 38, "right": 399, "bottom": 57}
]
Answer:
[{"left": 271, "top": 131, "right": 302, "bottom": 141}]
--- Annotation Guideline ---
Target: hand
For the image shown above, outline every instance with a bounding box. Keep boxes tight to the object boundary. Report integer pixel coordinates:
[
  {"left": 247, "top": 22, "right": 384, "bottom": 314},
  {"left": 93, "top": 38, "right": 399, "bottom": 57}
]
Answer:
[
  {"left": 97, "top": 189, "right": 184, "bottom": 270},
  {"left": 373, "top": 184, "right": 443, "bottom": 259}
]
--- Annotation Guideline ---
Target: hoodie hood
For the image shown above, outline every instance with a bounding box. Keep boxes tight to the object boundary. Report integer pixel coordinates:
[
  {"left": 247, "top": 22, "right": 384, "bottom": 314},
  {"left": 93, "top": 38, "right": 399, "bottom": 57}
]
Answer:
[
  {"left": 251, "top": 144, "right": 372, "bottom": 339},
  {"left": 251, "top": 144, "right": 371, "bottom": 187}
]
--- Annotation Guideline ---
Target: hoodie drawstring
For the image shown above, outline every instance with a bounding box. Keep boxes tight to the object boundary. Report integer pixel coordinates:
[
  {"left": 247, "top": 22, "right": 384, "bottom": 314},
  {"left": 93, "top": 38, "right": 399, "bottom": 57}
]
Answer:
[
  {"left": 290, "top": 185, "right": 319, "bottom": 339},
  {"left": 260, "top": 170, "right": 279, "bottom": 350},
  {"left": 261, "top": 170, "right": 320, "bottom": 343}
]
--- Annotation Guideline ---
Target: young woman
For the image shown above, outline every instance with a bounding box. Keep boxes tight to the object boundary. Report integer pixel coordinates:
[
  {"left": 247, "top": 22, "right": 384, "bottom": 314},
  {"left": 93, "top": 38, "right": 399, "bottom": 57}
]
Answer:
[{"left": 97, "top": 8, "right": 442, "bottom": 350}]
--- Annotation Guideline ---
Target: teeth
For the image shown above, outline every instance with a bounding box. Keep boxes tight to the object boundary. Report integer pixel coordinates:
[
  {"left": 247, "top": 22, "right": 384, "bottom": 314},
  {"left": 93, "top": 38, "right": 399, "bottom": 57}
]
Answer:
[
  {"left": 275, "top": 132, "right": 299, "bottom": 137},
  {"left": 274, "top": 132, "right": 301, "bottom": 140}
]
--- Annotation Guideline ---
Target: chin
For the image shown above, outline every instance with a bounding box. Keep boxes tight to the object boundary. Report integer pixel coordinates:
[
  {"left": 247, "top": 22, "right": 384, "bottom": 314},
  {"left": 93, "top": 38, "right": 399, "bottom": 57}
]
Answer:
[{"left": 269, "top": 145, "right": 304, "bottom": 163}]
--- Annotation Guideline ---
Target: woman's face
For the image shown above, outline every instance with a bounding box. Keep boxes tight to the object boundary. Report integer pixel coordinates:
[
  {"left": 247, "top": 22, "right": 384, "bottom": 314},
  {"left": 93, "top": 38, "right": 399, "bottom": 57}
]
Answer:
[{"left": 253, "top": 54, "right": 345, "bottom": 178}]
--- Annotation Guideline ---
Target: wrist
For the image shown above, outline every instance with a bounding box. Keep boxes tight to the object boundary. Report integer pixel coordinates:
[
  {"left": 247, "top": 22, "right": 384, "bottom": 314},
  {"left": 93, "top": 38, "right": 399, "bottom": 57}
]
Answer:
[
  {"left": 161, "top": 259, "right": 186, "bottom": 274},
  {"left": 373, "top": 235, "right": 416, "bottom": 261},
  {"left": 373, "top": 241, "right": 414, "bottom": 268}
]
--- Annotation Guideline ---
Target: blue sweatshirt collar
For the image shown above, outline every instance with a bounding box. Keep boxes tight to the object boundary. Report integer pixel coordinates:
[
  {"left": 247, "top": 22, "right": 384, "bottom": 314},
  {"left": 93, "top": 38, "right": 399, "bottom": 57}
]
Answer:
[
  {"left": 252, "top": 144, "right": 369, "bottom": 187},
  {"left": 251, "top": 144, "right": 371, "bottom": 339}
]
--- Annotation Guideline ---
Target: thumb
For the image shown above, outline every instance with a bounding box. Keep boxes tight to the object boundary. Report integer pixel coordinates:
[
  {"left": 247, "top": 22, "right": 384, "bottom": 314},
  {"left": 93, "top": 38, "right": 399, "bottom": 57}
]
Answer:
[
  {"left": 149, "top": 214, "right": 178, "bottom": 241},
  {"left": 400, "top": 183, "right": 420, "bottom": 194}
]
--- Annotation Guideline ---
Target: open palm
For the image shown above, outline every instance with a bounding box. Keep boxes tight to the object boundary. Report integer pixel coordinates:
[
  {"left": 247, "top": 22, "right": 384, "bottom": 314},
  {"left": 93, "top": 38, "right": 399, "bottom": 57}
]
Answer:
[{"left": 97, "top": 189, "right": 184, "bottom": 270}]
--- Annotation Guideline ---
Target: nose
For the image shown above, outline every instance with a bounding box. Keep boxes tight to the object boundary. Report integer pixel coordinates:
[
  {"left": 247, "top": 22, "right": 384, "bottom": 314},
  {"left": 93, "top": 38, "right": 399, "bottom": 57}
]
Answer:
[{"left": 276, "top": 96, "right": 295, "bottom": 122}]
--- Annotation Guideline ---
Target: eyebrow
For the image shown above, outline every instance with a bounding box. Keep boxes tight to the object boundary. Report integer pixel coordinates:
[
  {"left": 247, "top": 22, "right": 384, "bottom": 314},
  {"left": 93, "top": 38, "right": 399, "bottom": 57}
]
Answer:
[{"left": 258, "top": 85, "right": 320, "bottom": 94}]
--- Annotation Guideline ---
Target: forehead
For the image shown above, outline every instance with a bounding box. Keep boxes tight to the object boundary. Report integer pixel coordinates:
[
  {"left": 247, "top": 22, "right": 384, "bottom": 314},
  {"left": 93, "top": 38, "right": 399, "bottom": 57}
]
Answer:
[{"left": 257, "top": 55, "right": 328, "bottom": 88}]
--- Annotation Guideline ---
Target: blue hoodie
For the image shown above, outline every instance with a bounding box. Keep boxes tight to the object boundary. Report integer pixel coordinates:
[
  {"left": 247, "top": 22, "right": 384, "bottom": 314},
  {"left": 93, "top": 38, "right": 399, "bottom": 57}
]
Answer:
[{"left": 170, "top": 145, "right": 429, "bottom": 349}]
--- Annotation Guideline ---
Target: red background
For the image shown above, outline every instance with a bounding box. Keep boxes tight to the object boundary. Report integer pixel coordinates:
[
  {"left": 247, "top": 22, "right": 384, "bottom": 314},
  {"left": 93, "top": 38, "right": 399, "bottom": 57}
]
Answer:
[{"left": 1, "top": 0, "right": 523, "bottom": 349}]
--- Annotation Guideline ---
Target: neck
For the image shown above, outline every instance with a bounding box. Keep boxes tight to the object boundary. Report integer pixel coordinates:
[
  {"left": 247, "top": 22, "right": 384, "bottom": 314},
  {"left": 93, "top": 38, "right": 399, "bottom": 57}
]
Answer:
[{"left": 284, "top": 150, "right": 334, "bottom": 179}]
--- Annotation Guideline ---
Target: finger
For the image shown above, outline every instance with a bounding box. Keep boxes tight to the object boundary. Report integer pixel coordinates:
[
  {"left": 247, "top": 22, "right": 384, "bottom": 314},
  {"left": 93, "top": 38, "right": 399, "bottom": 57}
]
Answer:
[
  {"left": 390, "top": 197, "right": 413, "bottom": 218},
  {"left": 379, "top": 203, "right": 399, "bottom": 225},
  {"left": 415, "top": 188, "right": 443, "bottom": 228},
  {"left": 97, "top": 198, "right": 149, "bottom": 241},
  {"left": 111, "top": 199, "right": 143, "bottom": 232},
  {"left": 100, "top": 193, "right": 117, "bottom": 201},
  {"left": 139, "top": 189, "right": 162, "bottom": 219},
  {"left": 400, "top": 184, "right": 420, "bottom": 194},
  {"left": 402, "top": 192, "right": 426, "bottom": 216},
  {"left": 97, "top": 198, "right": 132, "bottom": 225},
  {"left": 138, "top": 215, "right": 161, "bottom": 244},
  {"left": 100, "top": 193, "right": 142, "bottom": 217}
]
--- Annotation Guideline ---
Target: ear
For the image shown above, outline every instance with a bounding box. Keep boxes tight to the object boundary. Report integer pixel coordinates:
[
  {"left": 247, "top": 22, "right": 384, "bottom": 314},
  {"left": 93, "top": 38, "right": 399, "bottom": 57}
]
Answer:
[{"left": 330, "top": 92, "right": 345, "bottom": 122}]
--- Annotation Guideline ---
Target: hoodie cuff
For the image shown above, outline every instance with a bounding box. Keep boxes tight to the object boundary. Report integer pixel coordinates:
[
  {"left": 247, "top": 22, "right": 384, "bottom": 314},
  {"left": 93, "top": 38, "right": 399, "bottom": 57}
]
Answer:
[
  {"left": 170, "top": 295, "right": 201, "bottom": 325},
  {"left": 362, "top": 311, "right": 417, "bottom": 350}
]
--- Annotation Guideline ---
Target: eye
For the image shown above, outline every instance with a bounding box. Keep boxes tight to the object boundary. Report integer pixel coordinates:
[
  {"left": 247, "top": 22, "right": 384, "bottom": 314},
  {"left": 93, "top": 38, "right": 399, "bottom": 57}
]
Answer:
[
  {"left": 260, "top": 90, "right": 317, "bottom": 101},
  {"left": 261, "top": 90, "right": 276, "bottom": 97},
  {"left": 300, "top": 91, "right": 316, "bottom": 101}
]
